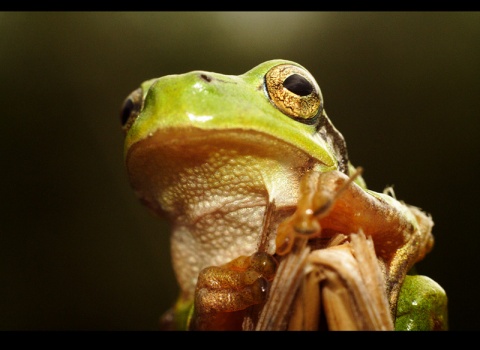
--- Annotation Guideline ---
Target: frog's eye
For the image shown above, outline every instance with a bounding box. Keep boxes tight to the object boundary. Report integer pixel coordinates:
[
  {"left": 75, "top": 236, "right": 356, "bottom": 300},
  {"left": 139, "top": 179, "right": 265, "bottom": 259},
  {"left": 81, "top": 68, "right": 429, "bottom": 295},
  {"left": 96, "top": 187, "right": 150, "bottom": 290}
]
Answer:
[
  {"left": 120, "top": 87, "right": 143, "bottom": 134},
  {"left": 265, "top": 64, "right": 323, "bottom": 123}
]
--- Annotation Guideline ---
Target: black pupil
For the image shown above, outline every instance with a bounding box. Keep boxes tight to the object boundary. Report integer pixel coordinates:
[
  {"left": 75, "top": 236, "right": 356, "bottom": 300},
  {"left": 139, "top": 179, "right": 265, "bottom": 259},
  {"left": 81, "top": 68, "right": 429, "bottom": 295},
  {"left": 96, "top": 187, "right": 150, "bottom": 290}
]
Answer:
[
  {"left": 121, "top": 98, "right": 134, "bottom": 126},
  {"left": 283, "top": 74, "right": 313, "bottom": 96}
]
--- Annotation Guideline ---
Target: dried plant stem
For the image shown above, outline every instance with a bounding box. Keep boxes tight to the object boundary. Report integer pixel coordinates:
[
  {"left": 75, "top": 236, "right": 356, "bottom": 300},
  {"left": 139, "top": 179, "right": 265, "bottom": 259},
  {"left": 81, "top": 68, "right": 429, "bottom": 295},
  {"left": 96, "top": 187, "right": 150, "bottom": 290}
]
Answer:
[
  {"left": 253, "top": 232, "right": 394, "bottom": 330},
  {"left": 254, "top": 238, "right": 311, "bottom": 330}
]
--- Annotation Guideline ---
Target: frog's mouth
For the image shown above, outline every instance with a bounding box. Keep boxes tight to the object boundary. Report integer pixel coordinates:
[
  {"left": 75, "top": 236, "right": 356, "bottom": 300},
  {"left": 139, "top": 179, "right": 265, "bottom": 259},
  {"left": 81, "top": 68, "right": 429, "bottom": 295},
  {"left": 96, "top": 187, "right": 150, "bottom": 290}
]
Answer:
[{"left": 125, "top": 126, "right": 334, "bottom": 218}]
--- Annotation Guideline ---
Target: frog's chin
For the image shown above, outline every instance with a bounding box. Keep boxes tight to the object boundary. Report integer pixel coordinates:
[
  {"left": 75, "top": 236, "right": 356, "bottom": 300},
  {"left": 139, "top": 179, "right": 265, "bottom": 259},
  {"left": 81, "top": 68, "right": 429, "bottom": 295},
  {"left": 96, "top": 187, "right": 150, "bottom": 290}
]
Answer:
[{"left": 125, "top": 126, "right": 330, "bottom": 218}]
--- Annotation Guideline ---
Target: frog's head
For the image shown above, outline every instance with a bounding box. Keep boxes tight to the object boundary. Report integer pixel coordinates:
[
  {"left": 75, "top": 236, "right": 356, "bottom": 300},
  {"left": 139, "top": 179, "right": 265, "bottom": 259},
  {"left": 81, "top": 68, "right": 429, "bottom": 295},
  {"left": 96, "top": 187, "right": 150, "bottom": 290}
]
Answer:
[{"left": 120, "top": 60, "right": 349, "bottom": 217}]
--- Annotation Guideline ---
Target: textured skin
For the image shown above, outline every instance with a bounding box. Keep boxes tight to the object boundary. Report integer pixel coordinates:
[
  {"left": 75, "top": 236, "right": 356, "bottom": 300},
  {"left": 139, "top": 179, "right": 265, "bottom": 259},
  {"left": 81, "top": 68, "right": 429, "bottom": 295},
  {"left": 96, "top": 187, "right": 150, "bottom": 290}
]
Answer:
[{"left": 395, "top": 274, "right": 448, "bottom": 330}]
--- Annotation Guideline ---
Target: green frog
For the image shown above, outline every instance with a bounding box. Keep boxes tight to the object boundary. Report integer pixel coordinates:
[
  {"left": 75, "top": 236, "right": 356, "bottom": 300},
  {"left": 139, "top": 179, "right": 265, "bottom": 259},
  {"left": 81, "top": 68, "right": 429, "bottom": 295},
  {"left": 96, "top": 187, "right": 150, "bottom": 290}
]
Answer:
[{"left": 120, "top": 59, "right": 447, "bottom": 331}]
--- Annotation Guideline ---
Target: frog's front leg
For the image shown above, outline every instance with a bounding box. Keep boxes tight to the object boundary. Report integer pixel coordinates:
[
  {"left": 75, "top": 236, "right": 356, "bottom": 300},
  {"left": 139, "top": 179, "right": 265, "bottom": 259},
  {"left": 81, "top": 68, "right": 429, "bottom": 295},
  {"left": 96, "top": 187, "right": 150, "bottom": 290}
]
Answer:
[
  {"left": 275, "top": 169, "right": 435, "bottom": 320},
  {"left": 189, "top": 252, "right": 278, "bottom": 330}
]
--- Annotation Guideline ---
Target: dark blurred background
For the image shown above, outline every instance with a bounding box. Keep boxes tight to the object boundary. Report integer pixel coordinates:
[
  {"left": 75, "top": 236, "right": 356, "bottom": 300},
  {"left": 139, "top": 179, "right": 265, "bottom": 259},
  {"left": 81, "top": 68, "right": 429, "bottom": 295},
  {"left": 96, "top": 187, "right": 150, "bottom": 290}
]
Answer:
[{"left": 1, "top": 12, "right": 478, "bottom": 330}]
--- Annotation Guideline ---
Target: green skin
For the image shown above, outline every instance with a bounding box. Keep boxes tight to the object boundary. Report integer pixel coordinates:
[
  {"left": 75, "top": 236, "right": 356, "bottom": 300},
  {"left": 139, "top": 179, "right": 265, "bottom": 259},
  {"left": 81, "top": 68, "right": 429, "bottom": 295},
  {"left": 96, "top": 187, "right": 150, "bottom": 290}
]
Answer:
[
  {"left": 122, "top": 59, "right": 447, "bottom": 330},
  {"left": 395, "top": 274, "right": 448, "bottom": 330}
]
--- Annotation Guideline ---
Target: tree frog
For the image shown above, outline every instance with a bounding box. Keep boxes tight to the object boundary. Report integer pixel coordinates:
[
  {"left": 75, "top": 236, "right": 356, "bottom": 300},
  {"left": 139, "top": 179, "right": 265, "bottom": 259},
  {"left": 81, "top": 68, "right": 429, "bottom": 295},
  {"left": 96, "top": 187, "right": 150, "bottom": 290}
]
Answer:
[{"left": 120, "top": 59, "right": 447, "bottom": 331}]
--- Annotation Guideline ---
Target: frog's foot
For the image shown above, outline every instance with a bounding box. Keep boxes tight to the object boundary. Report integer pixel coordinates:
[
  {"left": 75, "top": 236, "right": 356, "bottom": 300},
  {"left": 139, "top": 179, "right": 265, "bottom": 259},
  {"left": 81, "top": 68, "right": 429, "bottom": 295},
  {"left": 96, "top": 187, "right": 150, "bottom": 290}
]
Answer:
[{"left": 189, "top": 252, "right": 278, "bottom": 330}]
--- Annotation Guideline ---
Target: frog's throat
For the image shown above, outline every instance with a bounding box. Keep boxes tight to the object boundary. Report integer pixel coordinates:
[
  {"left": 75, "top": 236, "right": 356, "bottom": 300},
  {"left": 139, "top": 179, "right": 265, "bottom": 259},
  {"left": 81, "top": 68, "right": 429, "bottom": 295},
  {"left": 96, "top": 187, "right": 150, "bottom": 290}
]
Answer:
[
  {"left": 125, "top": 127, "right": 336, "bottom": 296},
  {"left": 126, "top": 126, "right": 337, "bottom": 217}
]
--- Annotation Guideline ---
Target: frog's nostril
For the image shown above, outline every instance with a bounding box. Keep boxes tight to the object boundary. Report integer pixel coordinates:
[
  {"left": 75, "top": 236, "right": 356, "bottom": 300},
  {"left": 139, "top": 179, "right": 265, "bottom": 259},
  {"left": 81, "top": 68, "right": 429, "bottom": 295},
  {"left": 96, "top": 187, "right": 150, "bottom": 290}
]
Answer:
[{"left": 200, "top": 74, "right": 212, "bottom": 82}]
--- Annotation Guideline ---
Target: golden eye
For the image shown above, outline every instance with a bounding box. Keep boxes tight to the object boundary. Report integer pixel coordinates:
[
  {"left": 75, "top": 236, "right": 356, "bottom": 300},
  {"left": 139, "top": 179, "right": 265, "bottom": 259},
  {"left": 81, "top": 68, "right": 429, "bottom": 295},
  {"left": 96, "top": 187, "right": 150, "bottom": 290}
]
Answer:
[
  {"left": 120, "top": 87, "right": 143, "bottom": 134},
  {"left": 265, "top": 64, "right": 323, "bottom": 123}
]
